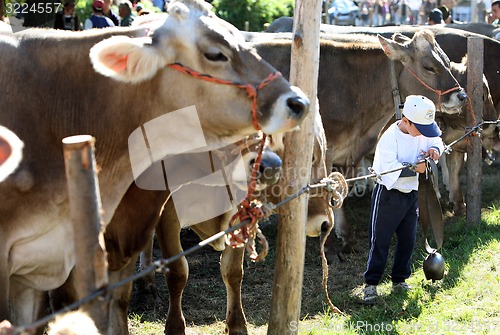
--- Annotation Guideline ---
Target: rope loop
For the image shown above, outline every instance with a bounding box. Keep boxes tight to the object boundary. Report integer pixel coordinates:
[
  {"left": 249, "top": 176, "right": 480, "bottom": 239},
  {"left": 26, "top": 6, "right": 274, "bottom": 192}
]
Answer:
[{"left": 321, "top": 172, "right": 348, "bottom": 210}]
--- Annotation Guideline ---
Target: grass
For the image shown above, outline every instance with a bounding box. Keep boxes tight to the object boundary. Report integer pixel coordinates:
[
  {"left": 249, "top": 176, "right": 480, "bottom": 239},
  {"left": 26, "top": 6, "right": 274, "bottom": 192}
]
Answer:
[{"left": 128, "top": 163, "right": 500, "bottom": 334}]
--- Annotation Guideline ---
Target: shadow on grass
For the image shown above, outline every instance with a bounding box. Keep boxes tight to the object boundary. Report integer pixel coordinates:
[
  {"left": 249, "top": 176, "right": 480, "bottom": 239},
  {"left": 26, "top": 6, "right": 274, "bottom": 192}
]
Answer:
[{"left": 128, "top": 163, "right": 500, "bottom": 333}]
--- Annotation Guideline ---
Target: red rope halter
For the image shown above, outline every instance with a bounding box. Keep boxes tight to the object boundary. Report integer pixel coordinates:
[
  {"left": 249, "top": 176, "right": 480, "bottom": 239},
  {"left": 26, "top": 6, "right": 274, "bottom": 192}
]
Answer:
[
  {"left": 167, "top": 63, "right": 278, "bottom": 258},
  {"left": 405, "top": 66, "right": 479, "bottom": 142},
  {"left": 404, "top": 66, "right": 463, "bottom": 111},
  {"left": 167, "top": 63, "right": 282, "bottom": 131}
]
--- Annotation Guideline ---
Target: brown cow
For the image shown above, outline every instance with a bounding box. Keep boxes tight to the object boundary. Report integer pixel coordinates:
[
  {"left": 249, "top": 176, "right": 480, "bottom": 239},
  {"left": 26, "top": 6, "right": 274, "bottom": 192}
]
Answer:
[
  {"left": 98, "top": 31, "right": 466, "bottom": 335},
  {"left": 262, "top": 22, "right": 500, "bottom": 113},
  {"left": 438, "top": 60, "right": 499, "bottom": 215},
  {"left": 0, "top": 0, "right": 309, "bottom": 329},
  {"left": 50, "top": 133, "right": 290, "bottom": 335},
  {"left": 258, "top": 24, "right": 500, "bottom": 251},
  {"left": 252, "top": 30, "right": 467, "bottom": 253},
  {"left": 266, "top": 17, "right": 500, "bottom": 40}
]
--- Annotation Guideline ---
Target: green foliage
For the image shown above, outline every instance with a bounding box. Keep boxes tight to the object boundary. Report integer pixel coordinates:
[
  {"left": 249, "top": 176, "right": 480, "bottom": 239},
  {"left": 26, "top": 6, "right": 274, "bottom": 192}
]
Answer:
[{"left": 211, "top": 0, "right": 294, "bottom": 31}]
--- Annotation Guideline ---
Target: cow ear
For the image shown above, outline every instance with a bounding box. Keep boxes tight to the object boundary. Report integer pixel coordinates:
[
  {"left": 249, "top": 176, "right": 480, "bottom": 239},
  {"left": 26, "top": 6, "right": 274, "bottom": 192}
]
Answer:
[
  {"left": 377, "top": 34, "right": 408, "bottom": 63},
  {"left": 90, "top": 36, "right": 170, "bottom": 83},
  {"left": 0, "top": 126, "right": 23, "bottom": 182},
  {"left": 167, "top": 1, "right": 191, "bottom": 21}
]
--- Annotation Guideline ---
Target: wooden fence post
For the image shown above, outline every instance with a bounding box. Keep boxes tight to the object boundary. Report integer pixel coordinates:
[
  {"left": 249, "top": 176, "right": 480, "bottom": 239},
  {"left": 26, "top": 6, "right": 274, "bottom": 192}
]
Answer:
[
  {"left": 63, "top": 135, "right": 109, "bottom": 332},
  {"left": 466, "top": 37, "right": 483, "bottom": 227},
  {"left": 267, "top": 0, "right": 321, "bottom": 334}
]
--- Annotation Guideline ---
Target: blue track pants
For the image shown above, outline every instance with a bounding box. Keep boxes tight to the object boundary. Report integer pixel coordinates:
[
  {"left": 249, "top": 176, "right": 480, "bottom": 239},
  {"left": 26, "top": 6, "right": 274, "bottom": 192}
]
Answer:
[{"left": 364, "top": 183, "right": 418, "bottom": 285}]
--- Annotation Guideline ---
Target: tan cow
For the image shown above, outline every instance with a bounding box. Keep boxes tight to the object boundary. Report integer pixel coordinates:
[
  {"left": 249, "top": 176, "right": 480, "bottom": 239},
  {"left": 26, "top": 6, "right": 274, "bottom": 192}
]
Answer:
[{"left": 0, "top": 0, "right": 309, "bottom": 329}]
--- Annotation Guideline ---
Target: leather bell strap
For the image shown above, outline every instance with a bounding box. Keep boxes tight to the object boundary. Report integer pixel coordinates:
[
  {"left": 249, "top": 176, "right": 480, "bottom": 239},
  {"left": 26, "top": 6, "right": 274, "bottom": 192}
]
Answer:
[{"left": 418, "top": 160, "right": 444, "bottom": 254}]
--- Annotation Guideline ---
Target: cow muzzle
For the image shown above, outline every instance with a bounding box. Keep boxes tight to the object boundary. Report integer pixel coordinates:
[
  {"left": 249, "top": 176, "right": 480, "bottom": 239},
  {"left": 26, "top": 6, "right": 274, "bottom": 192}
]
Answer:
[{"left": 253, "top": 150, "right": 282, "bottom": 189}]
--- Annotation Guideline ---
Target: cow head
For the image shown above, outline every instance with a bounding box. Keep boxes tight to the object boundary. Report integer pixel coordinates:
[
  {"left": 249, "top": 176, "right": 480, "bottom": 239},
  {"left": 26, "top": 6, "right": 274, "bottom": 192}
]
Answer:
[
  {"left": 89, "top": 0, "right": 309, "bottom": 142},
  {"left": 441, "top": 59, "right": 499, "bottom": 155},
  {"left": 0, "top": 126, "right": 23, "bottom": 182},
  {"left": 378, "top": 30, "right": 467, "bottom": 115}
]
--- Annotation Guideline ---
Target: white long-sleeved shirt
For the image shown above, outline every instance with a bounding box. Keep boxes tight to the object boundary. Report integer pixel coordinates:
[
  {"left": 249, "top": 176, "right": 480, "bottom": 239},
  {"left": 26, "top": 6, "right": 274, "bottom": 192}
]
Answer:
[{"left": 372, "top": 121, "right": 444, "bottom": 192}]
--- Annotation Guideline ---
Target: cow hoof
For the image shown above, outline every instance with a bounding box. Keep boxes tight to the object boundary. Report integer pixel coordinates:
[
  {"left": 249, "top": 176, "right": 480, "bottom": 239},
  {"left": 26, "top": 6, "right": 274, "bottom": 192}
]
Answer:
[
  {"left": 165, "top": 323, "right": 186, "bottom": 335},
  {"left": 227, "top": 329, "right": 248, "bottom": 335},
  {"left": 453, "top": 203, "right": 466, "bottom": 216}
]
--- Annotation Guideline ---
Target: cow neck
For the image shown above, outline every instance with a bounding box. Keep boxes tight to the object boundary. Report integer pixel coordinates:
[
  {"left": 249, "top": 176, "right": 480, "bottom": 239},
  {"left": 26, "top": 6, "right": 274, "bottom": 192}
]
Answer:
[{"left": 166, "top": 63, "right": 282, "bottom": 132}]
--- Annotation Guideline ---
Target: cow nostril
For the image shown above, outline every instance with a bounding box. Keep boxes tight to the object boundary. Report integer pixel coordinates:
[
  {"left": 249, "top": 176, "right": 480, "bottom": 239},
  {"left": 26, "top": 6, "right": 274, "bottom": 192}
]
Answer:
[
  {"left": 286, "top": 96, "right": 308, "bottom": 118},
  {"left": 321, "top": 221, "right": 332, "bottom": 232},
  {"left": 457, "top": 91, "right": 468, "bottom": 102}
]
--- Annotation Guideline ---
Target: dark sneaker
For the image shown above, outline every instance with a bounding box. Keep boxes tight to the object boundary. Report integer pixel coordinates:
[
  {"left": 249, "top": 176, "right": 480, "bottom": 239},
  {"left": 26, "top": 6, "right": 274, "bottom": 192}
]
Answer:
[
  {"left": 392, "top": 282, "right": 412, "bottom": 293},
  {"left": 363, "top": 285, "right": 378, "bottom": 302}
]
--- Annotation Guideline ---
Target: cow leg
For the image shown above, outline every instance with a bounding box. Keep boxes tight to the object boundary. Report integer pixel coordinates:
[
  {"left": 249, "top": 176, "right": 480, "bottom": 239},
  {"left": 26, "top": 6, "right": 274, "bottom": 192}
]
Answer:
[
  {"left": 134, "top": 235, "right": 158, "bottom": 310},
  {"left": 156, "top": 201, "right": 187, "bottom": 335},
  {"left": 49, "top": 269, "right": 78, "bottom": 311},
  {"left": 9, "top": 280, "right": 46, "bottom": 334},
  {"left": 220, "top": 246, "right": 247, "bottom": 335},
  {"left": 447, "top": 150, "right": 466, "bottom": 215},
  {"left": 108, "top": 256, "right": 137, "bottom": 335},
  {"left": 0, "top": 243, "right": 9, "bottom": 321},
  {"left": 334, "top": 206, "right": 356, "bottom": 253},
  {"left": 439, "top": 153, "right": 450, "bottom": 192}
]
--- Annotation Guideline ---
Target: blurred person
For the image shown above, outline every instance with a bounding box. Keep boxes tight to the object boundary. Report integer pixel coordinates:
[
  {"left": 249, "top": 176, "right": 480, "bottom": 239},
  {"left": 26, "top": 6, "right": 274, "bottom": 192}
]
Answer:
[
  {"left": 399, "top": 0, "right": 409, "bottom": 24},
  {"left": 427, "top": 8, "right": 444, "bottom": 25},
  {"left": 476, "top": 0, "right": 487, "bottom": 23},
  {"left": 390, "top": 0, "right": 400, "bottom": 24},
  {"left": 359, "top": 0, "right": 371, "bottom": 26},
  {"left": 84, "top": 0, "right": 115, "bottom": 29},
  {"left": 54, "top": 1, "right": 81, "bottom": 30},
  {"left": 119, "top": 0, "right": 136, "bottom": 26},
  {"left": 372, "top": 0, "right": 384, "bottom": 26},
  {"left": 488, "top": 0, "right": 500, "bottom": 24},
  {"left": 103, "top": 0, "right": 120, "bottom": 26},
  {"left": 421, "top": 0, "right": 435, "bottom": 26},
  {"left": 407, "top": 0, "right": 421, "bottom": 25}
]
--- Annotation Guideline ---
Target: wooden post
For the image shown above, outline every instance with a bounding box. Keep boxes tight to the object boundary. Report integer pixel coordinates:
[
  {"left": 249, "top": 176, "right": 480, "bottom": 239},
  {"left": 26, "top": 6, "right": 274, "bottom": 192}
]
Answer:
[
  {"left": 63, "top": 135, "right": 109, "bottom": 332},
  {"left": 466, "top": 37, "right": 483, "bottom": 226},
  {"left": 267, "top": 0, "right": 321, "bottom": 334}
]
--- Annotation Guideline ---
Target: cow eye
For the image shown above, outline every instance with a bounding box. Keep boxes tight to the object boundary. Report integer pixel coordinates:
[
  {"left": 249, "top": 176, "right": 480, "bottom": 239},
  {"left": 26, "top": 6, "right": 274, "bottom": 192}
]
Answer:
[
  {"left": 423, "top": 65, "right": 436, "bottom": 73},
  {"left": 204, "top": 52, "right": 228, "bottom": 62}
]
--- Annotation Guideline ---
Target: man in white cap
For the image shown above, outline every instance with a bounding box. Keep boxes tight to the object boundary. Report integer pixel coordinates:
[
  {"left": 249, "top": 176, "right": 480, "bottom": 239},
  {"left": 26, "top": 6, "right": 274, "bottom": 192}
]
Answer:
[{"left": 363, "top": 95, "right": 444, "bottom": 302}]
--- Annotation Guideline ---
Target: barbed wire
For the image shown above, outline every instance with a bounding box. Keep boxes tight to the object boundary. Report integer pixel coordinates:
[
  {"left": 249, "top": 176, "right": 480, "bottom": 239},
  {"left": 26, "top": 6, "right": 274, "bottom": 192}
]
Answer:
[{"left": 12, "top": 118, "right": 499, "bottom": 334}]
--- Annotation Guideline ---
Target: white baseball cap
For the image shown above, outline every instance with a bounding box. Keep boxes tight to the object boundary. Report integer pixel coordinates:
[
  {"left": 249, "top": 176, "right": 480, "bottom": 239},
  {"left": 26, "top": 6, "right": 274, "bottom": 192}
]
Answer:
[{"left": 402, "top": 95, "right": 441, "bottom": 137}]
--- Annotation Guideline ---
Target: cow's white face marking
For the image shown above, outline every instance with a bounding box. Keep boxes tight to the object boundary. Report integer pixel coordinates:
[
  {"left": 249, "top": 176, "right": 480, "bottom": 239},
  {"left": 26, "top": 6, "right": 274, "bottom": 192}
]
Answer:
[{"left": 263, "top": 86, "right": 309, "bottom": 134}]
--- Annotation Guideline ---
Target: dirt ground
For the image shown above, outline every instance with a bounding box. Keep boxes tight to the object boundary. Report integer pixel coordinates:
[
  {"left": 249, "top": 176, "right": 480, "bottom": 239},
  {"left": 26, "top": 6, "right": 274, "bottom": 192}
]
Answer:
[{"left": 129, "top": 193, "right": 374, "bottom": 328}]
